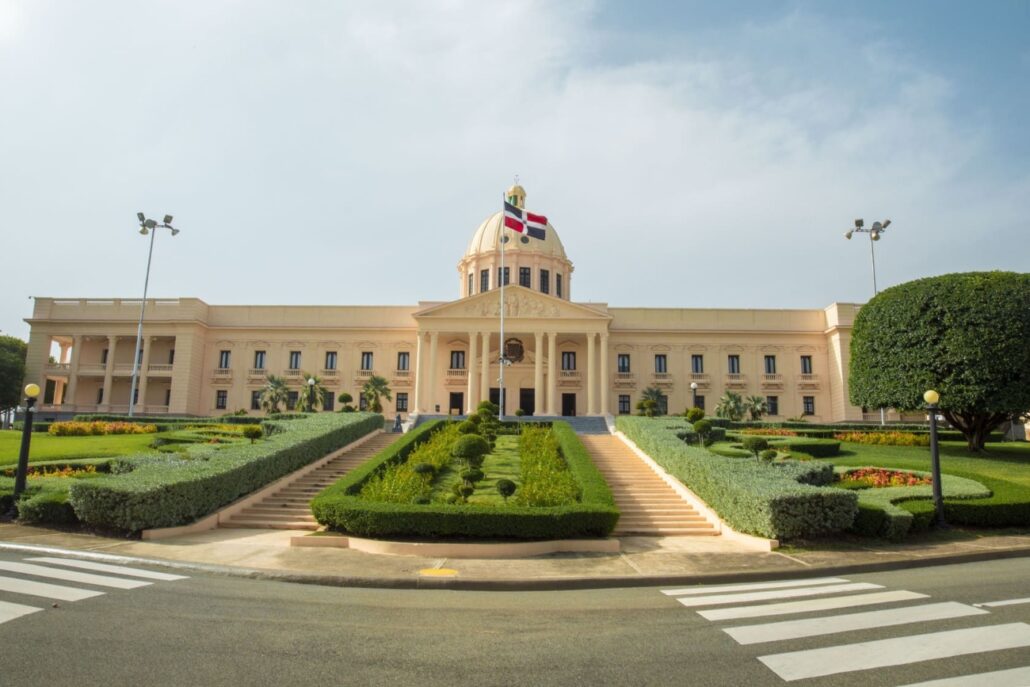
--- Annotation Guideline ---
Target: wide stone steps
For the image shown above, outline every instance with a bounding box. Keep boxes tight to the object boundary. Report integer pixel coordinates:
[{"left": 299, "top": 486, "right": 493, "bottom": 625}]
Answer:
[
  {"left": 220, "top": 432, "right": 397, "bottom": 531},
  {"left": 579, "top": 434, "right": 717, "bottom": 537}
]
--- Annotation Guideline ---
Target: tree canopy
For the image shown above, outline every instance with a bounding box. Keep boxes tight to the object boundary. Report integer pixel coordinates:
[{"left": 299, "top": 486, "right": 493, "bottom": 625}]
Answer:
[
  {"left": 0, "top": 336, "right": 28, "bottom": 412},
  {"left": 849, "top": 271, "right": 1030, "bottom": 451}
]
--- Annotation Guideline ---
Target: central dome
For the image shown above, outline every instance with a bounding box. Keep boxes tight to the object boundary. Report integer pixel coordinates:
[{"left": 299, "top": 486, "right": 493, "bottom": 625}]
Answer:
[{"left": 464, "top": 212, "right": 568, "bottom": 261}]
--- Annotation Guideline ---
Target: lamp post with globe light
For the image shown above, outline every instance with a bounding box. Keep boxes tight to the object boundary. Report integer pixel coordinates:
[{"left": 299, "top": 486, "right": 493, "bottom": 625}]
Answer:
[
  {"left": 12, "top": 383, "right": 41, "bottom": 505},
  {"left": 845, "top": 217, "right": 891, "bottom": 424},
  {"left": 924, "top": 389, "right": 946, "bottom": 527},
  {"left": 690, "top": 381, "right": 698, "bottom": 409}
]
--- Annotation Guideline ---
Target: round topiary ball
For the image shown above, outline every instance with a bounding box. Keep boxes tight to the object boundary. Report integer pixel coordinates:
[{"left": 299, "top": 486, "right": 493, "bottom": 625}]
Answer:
[
  {"left": 496, "top": 478, "right": 517, "bottom": 502},
  {"left": 457, "top": 420, "right": 479, "bottom": 435},
  {"left": 451, "top": 434, "right": 490, "bottom": 464},
  {"left": 759, "top": 449, "right": 778, "bottom": 461},
  {"left": 460, "top": 468, "right": 484, "bottom": 484}
]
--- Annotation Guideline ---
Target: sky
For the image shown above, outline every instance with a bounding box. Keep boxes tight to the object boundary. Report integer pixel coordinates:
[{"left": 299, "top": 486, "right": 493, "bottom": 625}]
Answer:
[{"left": 1, "top": 0, "right": 1027, "bottom": 340}]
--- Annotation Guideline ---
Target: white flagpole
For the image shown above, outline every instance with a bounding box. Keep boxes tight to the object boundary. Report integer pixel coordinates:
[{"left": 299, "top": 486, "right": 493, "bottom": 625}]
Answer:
[{"left": 498, "top": 190, "right": 506, "bottom": 421}]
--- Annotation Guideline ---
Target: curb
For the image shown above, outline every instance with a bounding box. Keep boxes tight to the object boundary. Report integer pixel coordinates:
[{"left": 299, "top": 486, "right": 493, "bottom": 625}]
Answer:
[{"left": 2, "top": 540, "right": 1029, "bottom": 592}]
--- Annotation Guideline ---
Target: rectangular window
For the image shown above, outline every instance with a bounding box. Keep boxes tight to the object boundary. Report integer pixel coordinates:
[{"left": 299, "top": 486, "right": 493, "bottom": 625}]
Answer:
[
  {"left": 254, "top": 350, "right": 266, "bottom": 369},
  {"left": 691, "top": 354, "right": 704, "bottom": 374},
  {"left": 287, "top": 391, "right": 299, "bottom": 411},
  {"left": 540, "top": 268, "right": 550, "bottom": 294},
  {"left": 323, "top": 390, "right": 335, "bottom": 412},
  {"left": 497, "top": 266, "right": 510, "bottom": 287},
  {"left": 655, "top": 354, "right": 667, "bottom": 374},
  {"left": 450, "top": 350, "right": 466, "bottom": 369},
  {"left": 618, "top": 395, "right": 631, "bottom": 414},
  {"left": 561, "top": 351, "right": 576, "bottom": 371},
  {"left": 800, "top": 355, "right": 813, "bottom": 374},
  {"left": 360, "top": 352, "right": 374, "bottom": 371},
  {"left": 803, "top": 396, "right": 815, "bottom": 415},
  {"left": 556, "top": 273, "right": 563, "bottom": 298},
  {"left": 96, "top": 387, "right": 104, "bottom": 404},
  {"left": 215, "top": 389, "right": 228, "bottom": 410},
  {"left": 519, "top": 267, "right": 531, "bottom": 287},
  {"left": 480, "top": 269, "right": 489, "bottom": 292},
  {"left": 764, "top": 355, "right": 777, "bottom": 374},
  {"left": 164, "top": 388, "right": 171, "bottom": 406},
  {"left": 396, "top": 392, "right": 409, "bottom": 412},
  {"left": 467, "top": 273, "right": 473, "bottom": 297},
  {"left": 101, "top": 348, "right": 109, "bottom": 365},
  {"left": 251, "top": 390, "right": 262, "bottom": 411},
  {"left": 168, "top": 349, "right": 175, "bottom": 365},
  {"left": 766, "top": 395, "right": 779, "bottom": 416},
  {"left": 397, "top": 352, "right": 409, "bottom": 371},
  {"left": 325, "top": 351, "right": 337, "bottom": 370},
  {"left": 218, "top": 350, "right": 231, "bottom": 369},
  {"left": 288, "top": 351, "right": 301, "bottom": 370},
  {"left": 695, "top": 395, "right": 705, "bottom": 410},
  {"left": 617, "top": 354, "right": 631, "bottom": 373},
  {"left": 728, "top": 355, "right": 740, "bottom": 374}
]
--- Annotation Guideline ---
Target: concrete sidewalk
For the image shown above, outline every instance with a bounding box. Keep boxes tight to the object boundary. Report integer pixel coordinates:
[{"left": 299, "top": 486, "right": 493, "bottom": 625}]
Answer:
[{"left": 2, "top": 522, "right": 1029, "bottom": 590}]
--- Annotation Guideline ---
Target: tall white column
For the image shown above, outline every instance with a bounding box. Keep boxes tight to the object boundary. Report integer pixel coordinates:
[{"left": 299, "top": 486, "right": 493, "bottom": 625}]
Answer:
[
  {"left": 600, "top": 333, "right": 610, "bottom": 415},
  {"left": 547, "top": 331, "right": 557, "bottom": 415},
  {"left": 533, "top": 331, "right": 544, "bottom": 416},
  {"left": 413, "top": 332, "right": 424, "bottom": 413},
  {"left": 480, "top": 331, "right": 490, "bottom": 403},
  {"left": 466, "top": 331, "right": 478, "bottom": 413},
  {"left": 586, "top": 332, "right": 597, "bottom": 415},
  {"left": 65, "top": 335, "right": 82, "bottom": 408},
  {"left": 428, "top": 331, "right": 439, "bottom": 414}
]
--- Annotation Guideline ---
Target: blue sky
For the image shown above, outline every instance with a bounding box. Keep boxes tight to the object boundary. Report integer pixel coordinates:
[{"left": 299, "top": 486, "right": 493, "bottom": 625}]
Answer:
[{"left": 0, "top": 1, "right": 1027, "bottom": 340}]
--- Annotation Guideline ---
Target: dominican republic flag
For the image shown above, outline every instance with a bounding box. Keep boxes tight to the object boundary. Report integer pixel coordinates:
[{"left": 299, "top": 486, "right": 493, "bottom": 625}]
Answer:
[{"left": 503, "top": 200, "right": 547, "bottom": 240}]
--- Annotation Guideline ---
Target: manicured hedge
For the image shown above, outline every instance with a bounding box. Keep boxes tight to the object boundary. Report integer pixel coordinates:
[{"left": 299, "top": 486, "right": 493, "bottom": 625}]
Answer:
[
  {"left": 311, "top": 421, "right": 619, "bottom": 539},
  {"left": 616, "top": 416, "right": 857, "bottom": 540},
  {"left": 728, "top": 421, "right": 1002, "bottom": 443},
  {"left": 68, "top": 413, "right": 383, "bottom": 532}
]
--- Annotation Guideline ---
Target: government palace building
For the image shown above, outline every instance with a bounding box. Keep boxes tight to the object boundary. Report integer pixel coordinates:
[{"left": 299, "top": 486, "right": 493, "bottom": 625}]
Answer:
[{"left": 24, "top": 185, "right": 880, "bottom": 423}]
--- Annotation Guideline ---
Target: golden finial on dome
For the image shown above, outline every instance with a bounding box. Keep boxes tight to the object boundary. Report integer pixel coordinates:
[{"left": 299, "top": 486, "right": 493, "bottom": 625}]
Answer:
[{"left": 506, "top": 177, "right": 526, "bottom": 209}]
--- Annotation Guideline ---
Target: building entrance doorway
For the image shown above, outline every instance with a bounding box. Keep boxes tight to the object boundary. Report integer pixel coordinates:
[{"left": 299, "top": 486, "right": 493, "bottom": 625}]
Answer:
[
  {"left": 562, "top": 393, "right": 577, "bottom": 417},
  {"left": 489, "top": 388, "right": 507, "bottom": 415},
  {"left": 518, "top": 388, "right": 535, "bottom": 416},
  {"left": 448, "top": 392, "right": 463, "bottom": 416}
]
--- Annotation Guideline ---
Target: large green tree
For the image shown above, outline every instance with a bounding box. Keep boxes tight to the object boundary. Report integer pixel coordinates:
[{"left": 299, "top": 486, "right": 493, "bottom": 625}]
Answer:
[
  {"left": 0, "top": 335, "right": 28, "bottom": 413},
  {"left": 361, "top": 374, "right": 392, "bottom": 413},
  {"left": 296, "top": 373, "right": 329, "bottom": 412},
  {"left": 849, "top": 272, "right": 1030, "bottom": 451},
  {"left": 260, "top": 374, "right": 290, "bottom": 414}
]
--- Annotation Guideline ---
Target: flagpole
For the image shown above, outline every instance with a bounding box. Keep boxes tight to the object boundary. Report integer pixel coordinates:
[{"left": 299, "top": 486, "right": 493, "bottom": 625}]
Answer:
[{"left": 498, "top": 190, "right": 506, "bottom": 422}]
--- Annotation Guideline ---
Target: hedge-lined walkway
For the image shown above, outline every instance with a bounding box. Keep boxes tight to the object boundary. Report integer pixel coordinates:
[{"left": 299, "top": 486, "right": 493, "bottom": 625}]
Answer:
[
  {"left": 580, "top": 435, "right": 716, "bottom": 536},
  {"left": 221, "top": 432, "right": 399, "bottom": 530}
]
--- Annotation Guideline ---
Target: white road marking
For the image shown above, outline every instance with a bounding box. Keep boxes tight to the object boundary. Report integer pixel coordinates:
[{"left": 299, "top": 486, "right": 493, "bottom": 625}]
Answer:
[
  {"left": 0, "top": 574, "right": 104, "bottom": 601},
  {"left": 898, "top": 665, "right": 1030, "bottom": 686},
  {"left": 661, "top": 577, "right": 849, "bottom": 597},
  {"left": 974, "top": 597, "right": 1030, "bottom": 608},
  {"left": 758, "top": 622, "right": 1030, "bottom": 682},
  {"left": 0, "top": 561, "right": 151, "bottom": 590},
  {"left": 676, "top": 582, "right": 882, "bottom": 608},
  {"left": 723, "top": 602, "right": 988, "bottom": 645},
  {"left": 0, "top": 599, "right": 42, "bottom": 624},
  {"left": 699, "top": 590, "right": 930, "bottom": 621},
  {"left": 26, "top": 557, "right": 188, "bottom": 582}
]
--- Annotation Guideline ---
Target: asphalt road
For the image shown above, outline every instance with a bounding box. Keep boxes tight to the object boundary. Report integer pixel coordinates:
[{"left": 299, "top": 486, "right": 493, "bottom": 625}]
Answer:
[{"left": 0, "top": 553, "right": 1028, "bottom": 686}]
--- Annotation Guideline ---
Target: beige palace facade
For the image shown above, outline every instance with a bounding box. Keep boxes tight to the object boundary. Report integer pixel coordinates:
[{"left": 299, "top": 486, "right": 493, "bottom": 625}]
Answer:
[{"left": 24, "top": 186, "right": 876, "bottom": 423}]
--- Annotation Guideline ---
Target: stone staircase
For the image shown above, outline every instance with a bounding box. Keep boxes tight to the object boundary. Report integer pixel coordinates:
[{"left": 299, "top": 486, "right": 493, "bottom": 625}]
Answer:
[
  {"left": 220, "top": 432, "right": 397, "bottom": 530},
  {"left": 579, "top": 435, "right": 718, "bottom": 537}
]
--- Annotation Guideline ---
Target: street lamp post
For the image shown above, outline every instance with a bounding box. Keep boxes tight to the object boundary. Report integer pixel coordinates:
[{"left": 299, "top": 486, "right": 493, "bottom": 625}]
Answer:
[
  {"left": 924, "top": 389, "right": 946, "bottom": 527},
  {"left": 690, "top": 381, "right": 698, "bottom": 409},
  {"left": 128, "top": 213, "right": 179, "bottom": 418},
  {"left": 12, "top": 383, "right": 42, "bottom": 507},
  {"left": 307, "top": 377, "right": 316, "bottom": 410},
  {"left": 845, "top": 217, "right": 891, "bottom": 425}
]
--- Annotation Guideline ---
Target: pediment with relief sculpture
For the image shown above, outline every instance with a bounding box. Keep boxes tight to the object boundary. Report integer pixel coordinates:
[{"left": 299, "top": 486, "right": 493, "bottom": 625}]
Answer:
[{"left": 414, "top": 286, "right": 611, "bottom": 322}]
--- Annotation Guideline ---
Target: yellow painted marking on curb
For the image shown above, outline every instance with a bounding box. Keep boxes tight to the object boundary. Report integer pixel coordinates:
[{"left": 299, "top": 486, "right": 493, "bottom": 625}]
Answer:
[{"left": 419, "top": 568, "right": 459, "bottom": 577}]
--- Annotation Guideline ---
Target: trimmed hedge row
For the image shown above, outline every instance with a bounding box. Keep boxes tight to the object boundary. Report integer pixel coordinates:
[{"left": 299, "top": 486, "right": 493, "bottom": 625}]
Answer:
[
  {"left": 311, "top": 420, "right": 619, "bottom": 539},
  {"left": 727, "top": 421, "right": 1003, "bottom": 443},
  {"left": 67, "top": 412, "right": 383, "bottom": 532},
  {"left": 616, "top": 416, "right": 857, "bottom": 540}
]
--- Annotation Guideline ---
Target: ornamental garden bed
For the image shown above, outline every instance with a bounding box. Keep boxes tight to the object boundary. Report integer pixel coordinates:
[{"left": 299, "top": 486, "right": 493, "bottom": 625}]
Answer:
[{"left": 311, "top": 413, "right": 618, "bottom": 540}]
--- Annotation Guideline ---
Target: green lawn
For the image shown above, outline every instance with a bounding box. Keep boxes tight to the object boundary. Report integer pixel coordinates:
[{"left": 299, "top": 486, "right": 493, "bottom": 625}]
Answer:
[
  {"left": 433, "top": 434, "right": 522, "bottom": 505},
  {"left": 0, "top": 430, "right": 158, "bottom": 467}
]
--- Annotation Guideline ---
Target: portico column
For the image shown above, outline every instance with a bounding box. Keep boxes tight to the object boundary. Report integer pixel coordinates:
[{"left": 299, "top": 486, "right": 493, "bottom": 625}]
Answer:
[
  {"left": 600, "top": 333, "right": 610, "bottom": 416},
  {"left": 480, "top": 332, "right": 490, "bottom": 403},
  {"left": 413, "top": 332, "right": 424, "bottom": 413},
  {"left": 466, "top": 331, "right": 478, "bottom": 413},
  {"left": 547, "top": 331, "right": 557, "bottom": 415},
  {"left": 533, "top": 331, "right": 544, "bottom": 416},
  {"left": 65, "top": 335, "right": 82, "bottom": 408},
  {"left": 586, "top": 332, "right": 597, "bottom": 415},
  {"left": 428, "top": 331, "right": 439, "bottom": 413},
  {"left": 102, "top": 335, "right": 117, "bottom": 409},
  {"left": 137, "top": 336, "right": 152, "bottom": 413}
]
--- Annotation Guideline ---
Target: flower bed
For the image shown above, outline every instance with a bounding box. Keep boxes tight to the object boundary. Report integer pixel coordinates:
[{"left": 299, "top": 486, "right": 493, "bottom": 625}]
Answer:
[
  {"left": 838, "top": 467, "right": 932, "bottom": 488},
  {"left": 835, "top": 431, "right": 930, "bottom": 447},
  {"left": 49, "top": 421, "right": 158, "bottom": 436}
]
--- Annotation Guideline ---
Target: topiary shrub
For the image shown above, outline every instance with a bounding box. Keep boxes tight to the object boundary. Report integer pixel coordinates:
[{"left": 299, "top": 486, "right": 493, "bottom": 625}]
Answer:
[
  {"left": 741, "top": 436, "right": 770, "bottom": 460},
  {"left": 692, "top": 419, "right": 713, "bottom": 446},
  {"left": 451, "top": 434, "right": 490, "bottom": 467},
  {"left": 242, "top": 425, "right": 263, "bottom": 443},
  {"left": 514, "top": 408, "right": 526, "bottom": 417},
  {"left": 685, "top": 407, "right": 705, "bottom": 424},
  {"left": 457, "top": 420, "right": 479, "bottom": 434},
  {"left": 759, "top": 449, "right": 778, "bottom": 461},
  {"left": 460, "top": 468, "right": 485, "bottom": 485},
  {"left": 496, "top": 478, "right": 517, "bottom": 503}
]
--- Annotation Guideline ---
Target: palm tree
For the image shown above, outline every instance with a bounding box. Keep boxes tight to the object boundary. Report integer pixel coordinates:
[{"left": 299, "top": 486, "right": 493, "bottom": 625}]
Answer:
[
  {"left": 260, "top": 374, "right": 290, "bottom": 414},
  {"left": 361, "top": 374, "right": 392, "bottom": 413},
  {"left": 296, "top": 373, "right": 329, "bottom": 412},
  {"left": 640, "top": 386, "right": 667, "bottom": 416},
  {"left": 744, "top": 395, "right": 768, "bottom": 421},
  {"left": 714, "top": 391, "right": 745, "bottom": 421}
]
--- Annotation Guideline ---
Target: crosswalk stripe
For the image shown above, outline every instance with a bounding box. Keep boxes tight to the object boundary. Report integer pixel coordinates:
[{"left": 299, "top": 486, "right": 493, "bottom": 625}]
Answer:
[
  {"left": 0, "top": 599, "right": 43, "bottom": 624},
  {"left": 661, "top": 577, "right": 849, "bottom": 597},
  {"left": 676, "top": 582, "right": 882, "bottom": 608},
  {"left": 723, "top": 601, "right": 987, "bottom": 645},
  {"left": 976, "top": 597, "right": 1030, "bottom": 608},
  {"left": 897, "top": 665, "right": 1030, "bottom": 686},
  {"left": 758, "top": 622, "right": 1030, "bottom": 682},
  {"left": 25, "top": 557, "right": 188, "bottom": 582},
  {"left": 698, "top": 590, "right": 930, "bottom": 621},
  {"left": 0, "top": 561, "right": 151, "bottom": 590},
  {"left": 0, "top": 574, "right": 104, "bottom": 601}
]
